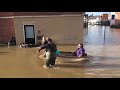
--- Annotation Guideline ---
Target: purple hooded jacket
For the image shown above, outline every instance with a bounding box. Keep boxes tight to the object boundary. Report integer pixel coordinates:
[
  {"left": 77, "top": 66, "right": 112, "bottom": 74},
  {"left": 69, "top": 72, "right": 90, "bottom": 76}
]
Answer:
[{"left": 76, "top": 47, "right": 85, "bottom": 57}]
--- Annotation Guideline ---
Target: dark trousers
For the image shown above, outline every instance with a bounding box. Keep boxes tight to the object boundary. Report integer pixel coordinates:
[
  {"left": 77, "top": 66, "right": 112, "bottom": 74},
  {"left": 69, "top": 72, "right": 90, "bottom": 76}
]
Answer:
[{"left": 46, "top": 52, "right": 56, "bottom": 67}]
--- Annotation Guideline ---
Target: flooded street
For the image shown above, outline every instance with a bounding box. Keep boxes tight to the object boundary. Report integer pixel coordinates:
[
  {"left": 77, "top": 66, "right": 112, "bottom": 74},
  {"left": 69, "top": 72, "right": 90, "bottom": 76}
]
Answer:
[
  {"left": 1, "top": 25, "right": 120, "bottom": 78},
  {"left": 0, "top": 46, "right": 86, "bottom": 78},
  {"left": 83, "top": 25, "right": 120, "bottom": 78}
]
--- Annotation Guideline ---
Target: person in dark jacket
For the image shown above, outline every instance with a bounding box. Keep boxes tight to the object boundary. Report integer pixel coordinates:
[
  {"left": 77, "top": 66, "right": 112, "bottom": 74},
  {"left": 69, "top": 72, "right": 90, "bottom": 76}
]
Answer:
[
  {"left": 42, "top": 37, "right": 49, "bottom": 57},
  {"left": 38, "top": 38, "right": 57, "bottom": 69},
  {"left": 44, "top": 37, "right": 49, "bottom": 45}
]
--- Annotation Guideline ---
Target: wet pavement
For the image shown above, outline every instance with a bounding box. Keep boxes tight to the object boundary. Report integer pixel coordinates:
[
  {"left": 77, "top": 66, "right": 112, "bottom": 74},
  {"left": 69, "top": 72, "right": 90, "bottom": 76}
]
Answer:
[{"left": 1, "top": 25, "right": 120, "bottom": 78}]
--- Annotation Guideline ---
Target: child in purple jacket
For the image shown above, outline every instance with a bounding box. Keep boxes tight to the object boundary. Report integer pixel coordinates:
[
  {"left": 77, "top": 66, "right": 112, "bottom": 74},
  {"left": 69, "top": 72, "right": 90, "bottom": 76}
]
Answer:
[{"left": 74, "top": 44, "right": 87, "bottom": 57}]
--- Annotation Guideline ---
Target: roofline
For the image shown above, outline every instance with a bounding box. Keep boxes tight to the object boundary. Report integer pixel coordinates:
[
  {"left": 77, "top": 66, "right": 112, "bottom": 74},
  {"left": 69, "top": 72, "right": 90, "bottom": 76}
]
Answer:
[{"left": 0, "top": 14, "right": 83, "bottom": 19}]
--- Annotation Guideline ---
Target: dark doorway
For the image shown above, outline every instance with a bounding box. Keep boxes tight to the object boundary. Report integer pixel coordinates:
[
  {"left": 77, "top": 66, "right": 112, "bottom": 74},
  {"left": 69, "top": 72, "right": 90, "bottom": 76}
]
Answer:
[{"left": 24, "top": 25, "right": 35, "bottom": 44}]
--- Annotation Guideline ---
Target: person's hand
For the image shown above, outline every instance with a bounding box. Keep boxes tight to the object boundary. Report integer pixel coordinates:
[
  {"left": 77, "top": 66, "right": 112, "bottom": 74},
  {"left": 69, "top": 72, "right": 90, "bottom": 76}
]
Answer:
[
  {"left": 38, "top": 49, "right": 41, "bottom": 52},
  {"left": 38, "top": 47, "right": 42, "bottom": 52}
]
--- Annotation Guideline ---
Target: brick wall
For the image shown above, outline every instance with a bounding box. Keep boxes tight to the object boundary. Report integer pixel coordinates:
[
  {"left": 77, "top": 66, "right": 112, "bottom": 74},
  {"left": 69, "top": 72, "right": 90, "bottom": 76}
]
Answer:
[
  {"left": 0, "top": 18, "right": 15, "bottom": 43},
  {"left": 0, "top": 12, "right": 84, "bottom": 17},
  {"left": 0, "top": 12, "right": 14, "bottom": 17}
]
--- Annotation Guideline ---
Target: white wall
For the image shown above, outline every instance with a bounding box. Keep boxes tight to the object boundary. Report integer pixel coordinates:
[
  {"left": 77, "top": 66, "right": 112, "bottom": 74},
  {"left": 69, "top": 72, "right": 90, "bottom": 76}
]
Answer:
[
  {"left": 110, "top": 12, "right": 115, "bottom": 26},
  {"left": 110, "top": 20, "right": 115, "bottom": 26},
  {"left": 14, "top": 15, "right": 84, "bottom": 45}
]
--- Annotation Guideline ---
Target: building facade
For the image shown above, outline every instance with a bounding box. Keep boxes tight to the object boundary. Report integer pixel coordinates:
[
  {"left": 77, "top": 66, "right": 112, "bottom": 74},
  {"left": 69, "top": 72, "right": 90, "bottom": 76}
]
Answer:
[
  {"left": 101, "top": 14, "right": 110, "bottom": 26},
  {"left": 0, "top": 12, "right": 84, "bottom": 45},
  {"left": 88, "top": 16, "right": 101, "bottom": 25},
  {"left": 114, "top": 12, "right": 120, "bottom": 26},
  {"left": 109, "top": 12, "right": 120, "bottom": 27},
  {"left": 0, "top": 12, "right": 15, "bottom": 43}
]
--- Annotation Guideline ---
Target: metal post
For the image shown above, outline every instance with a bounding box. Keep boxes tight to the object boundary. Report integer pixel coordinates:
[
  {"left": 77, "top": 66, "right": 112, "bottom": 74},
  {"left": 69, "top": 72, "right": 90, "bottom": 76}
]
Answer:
[{"left": 104, "top": 26, "right": 106, "bottom": 44}]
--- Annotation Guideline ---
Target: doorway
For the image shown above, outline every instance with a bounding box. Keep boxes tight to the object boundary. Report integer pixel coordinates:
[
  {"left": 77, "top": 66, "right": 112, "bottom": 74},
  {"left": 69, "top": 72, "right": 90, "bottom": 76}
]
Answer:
[{"left": 24, "top": 25, "right": 35, "bottom": 44}]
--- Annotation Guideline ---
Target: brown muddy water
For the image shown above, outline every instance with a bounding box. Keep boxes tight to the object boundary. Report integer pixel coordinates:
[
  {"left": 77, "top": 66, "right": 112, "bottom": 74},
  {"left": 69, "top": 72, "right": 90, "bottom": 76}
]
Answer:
[{"left": 1, "top": 25, "right": 120, "bottom": 78}]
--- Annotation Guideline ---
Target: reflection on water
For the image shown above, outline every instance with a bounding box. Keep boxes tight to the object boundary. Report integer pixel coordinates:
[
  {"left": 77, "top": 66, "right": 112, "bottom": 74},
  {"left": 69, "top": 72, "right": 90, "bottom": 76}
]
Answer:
[
  {"left": 1, "top": 25, "right": 120, "bottom": 78},
  {"left": 83, "top": 25, "right": 120, "bottom": 78},
  {"left": 84, "top": 25, "right": 120, "bottom": 45}
]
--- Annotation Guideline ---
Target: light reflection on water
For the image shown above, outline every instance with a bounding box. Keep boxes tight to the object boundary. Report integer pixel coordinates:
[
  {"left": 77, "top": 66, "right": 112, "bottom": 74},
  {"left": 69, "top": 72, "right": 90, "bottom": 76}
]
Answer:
[
  {"left": 83, "top": 25, "right": 120, "bottom": 78},
  {"left": 84, "top": 25, "right": 120, "bottom": 45}
]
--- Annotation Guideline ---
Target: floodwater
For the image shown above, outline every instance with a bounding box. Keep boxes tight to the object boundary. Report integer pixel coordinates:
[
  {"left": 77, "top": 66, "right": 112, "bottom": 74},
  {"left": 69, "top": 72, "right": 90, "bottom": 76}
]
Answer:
[{"left": 1, "top": 25, "right": 120, "bottom": 78}]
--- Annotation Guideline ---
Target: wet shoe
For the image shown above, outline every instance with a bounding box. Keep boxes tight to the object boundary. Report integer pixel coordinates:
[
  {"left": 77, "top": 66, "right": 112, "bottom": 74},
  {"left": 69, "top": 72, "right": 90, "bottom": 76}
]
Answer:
[
  {"left": 50, "top": 66, "right": 60, "bottom": 69},
  {"left": 50, "top": 65, "right": 59, "bottom": 69},
  {"left": 43, "top": 65, "right": 50, "bottom": 69},
  {"left": 50, "top": 65, "right": 55, "bottom": 68}
]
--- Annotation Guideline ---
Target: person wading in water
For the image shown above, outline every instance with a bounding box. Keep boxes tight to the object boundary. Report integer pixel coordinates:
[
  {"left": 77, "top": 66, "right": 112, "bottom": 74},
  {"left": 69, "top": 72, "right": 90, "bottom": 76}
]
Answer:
[{"left": 38, "top": 38, "right": 57, "bottom": 69}]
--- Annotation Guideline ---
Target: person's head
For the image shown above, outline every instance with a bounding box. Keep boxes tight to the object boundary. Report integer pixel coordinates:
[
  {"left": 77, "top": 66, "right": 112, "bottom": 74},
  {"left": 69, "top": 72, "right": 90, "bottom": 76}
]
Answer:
[
  {"left": 78, "top": 44, "right": 83, "bottom": 48},
  {"left": 77, "top": 44, "right": 81, "bottom": 48},
  {"left": 48, "top": 38, "right": 52, "bottom": 43},
  {"left": 80, "top": 44, "right": 83, "bottom": 48}
]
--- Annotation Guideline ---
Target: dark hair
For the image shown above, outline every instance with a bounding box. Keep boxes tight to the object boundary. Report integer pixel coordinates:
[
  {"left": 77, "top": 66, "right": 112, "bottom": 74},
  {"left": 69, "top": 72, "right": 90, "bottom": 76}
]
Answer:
[
  {"left": 48, "top": 38, "right": 52, "bottom": 43},
  {"left": 80, "top": 44, "right": 83, "bottom": 47}
]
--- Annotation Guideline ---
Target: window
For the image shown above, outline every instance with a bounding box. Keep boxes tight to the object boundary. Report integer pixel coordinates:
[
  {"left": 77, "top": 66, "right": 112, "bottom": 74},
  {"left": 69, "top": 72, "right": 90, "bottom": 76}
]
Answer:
[{"left": 112, "top": 15, "right": 115, "bottom": 19}]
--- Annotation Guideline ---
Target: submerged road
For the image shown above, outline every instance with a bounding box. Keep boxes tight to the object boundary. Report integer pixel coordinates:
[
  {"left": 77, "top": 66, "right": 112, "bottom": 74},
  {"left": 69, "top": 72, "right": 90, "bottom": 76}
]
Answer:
[
  {"left": 0, "top": 46, "right": 88, "bottom": 78},
  {"left": 1, "top": 44, "right": 120, "bottom": 78}
]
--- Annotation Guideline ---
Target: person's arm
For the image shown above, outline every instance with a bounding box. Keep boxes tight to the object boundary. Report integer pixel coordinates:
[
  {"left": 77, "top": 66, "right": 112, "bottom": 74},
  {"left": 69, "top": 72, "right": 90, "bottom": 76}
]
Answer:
[
  {"left": 38, "top": 43, "right": 50, "bottom": 52},
  {"left": 81, "top": 48, "right": 85, "bottom": 54}
]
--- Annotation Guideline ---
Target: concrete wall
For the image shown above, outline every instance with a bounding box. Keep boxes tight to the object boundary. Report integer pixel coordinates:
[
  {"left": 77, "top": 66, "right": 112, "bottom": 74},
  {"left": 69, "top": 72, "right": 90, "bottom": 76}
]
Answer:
[
  {"left": 14, "top": 15, "right": 84, "bottom": 45},
  {"left": 110, "top": 20, "right": 115, "bottom": 26}
]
